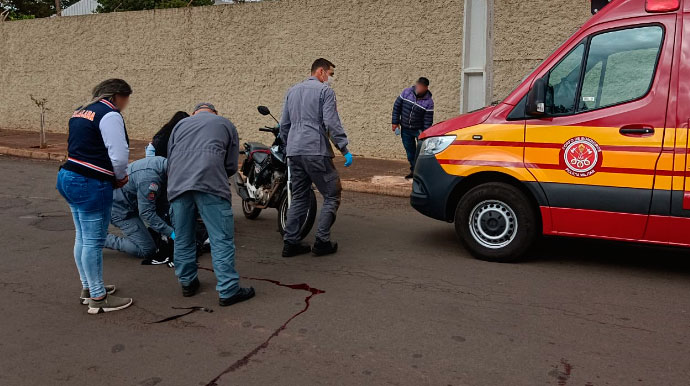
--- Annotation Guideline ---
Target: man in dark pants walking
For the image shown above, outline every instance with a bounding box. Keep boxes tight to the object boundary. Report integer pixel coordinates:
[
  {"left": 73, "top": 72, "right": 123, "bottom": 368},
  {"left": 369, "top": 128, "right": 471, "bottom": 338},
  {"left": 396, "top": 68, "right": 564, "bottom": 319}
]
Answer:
[
  {"left": 279, "top": 58, "right": 353, "bottom": 258},
  {"left": 392, "top": 77, "right": 434, "bottom": 178}
]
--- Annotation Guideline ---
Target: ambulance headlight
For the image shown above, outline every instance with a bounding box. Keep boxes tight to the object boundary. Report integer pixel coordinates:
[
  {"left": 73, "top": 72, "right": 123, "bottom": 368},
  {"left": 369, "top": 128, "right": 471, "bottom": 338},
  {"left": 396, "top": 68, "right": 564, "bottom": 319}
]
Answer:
[{"left": 421, "top": 135, "right": 456, "bottom": 156}]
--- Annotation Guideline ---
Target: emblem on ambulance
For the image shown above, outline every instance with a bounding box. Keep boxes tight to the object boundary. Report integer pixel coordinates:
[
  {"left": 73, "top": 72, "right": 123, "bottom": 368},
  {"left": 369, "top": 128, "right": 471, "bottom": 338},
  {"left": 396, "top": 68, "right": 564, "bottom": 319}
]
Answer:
[{"left": 560, "top": 136, "right": 602, "bottom": 178}]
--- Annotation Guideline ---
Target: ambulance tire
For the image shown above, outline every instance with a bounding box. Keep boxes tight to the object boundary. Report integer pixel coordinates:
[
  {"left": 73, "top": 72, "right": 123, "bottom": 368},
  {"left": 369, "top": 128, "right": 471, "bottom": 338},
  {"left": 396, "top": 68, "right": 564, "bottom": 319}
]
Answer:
[
  {"left": 242, "top": 199, "right": 262, "bottom": 219},
  {"left": 455, "top": 182, "right": 537, "bottom": 263}
]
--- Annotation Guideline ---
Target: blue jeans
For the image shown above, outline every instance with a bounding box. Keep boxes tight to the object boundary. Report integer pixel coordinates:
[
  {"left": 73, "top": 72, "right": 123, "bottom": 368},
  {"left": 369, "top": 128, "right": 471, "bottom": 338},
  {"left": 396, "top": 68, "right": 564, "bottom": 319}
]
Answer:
[
  {"left": 56, "top": 169, "right": 113, "bottom": 299},
  {"left": 105, "top": 216, "right": 157, "bottom": 258},
  {"left": 170, "top": 191, "right": 239, "bottom": 298},
  {"left": 401, "top": 129, "right": 421, "bottom": 172}
]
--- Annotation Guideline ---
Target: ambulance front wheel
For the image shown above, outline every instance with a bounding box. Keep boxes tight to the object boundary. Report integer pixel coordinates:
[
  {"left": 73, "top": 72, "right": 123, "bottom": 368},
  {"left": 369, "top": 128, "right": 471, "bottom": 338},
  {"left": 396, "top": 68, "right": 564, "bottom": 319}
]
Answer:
[{"left": 454, "top": 182, "right": 538, "bottom": 263}]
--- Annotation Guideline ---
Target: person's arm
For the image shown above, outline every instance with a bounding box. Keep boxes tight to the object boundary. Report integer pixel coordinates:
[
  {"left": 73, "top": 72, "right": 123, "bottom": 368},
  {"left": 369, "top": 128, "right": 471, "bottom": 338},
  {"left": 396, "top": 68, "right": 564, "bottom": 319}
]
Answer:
[
  {"left": 423, "top": 100, "right": 435, "bottom": 131},
  {"left": 322, "top": 88, "right": 349, "bottom": 156},
  {"left": 136, "top": 178, "right": 174, "bottom": 237},
  {"left": 392, "top": 94, "right": 403, "bottom": 129},
  {"left": 225, "top": 120, "right": 240, "bottom": 177},
  {"left": 278, "top": 91, "right": 291, "bottom": 147},
  {"left": 99, "top": 112, "right": 129, "bottom": 181}
]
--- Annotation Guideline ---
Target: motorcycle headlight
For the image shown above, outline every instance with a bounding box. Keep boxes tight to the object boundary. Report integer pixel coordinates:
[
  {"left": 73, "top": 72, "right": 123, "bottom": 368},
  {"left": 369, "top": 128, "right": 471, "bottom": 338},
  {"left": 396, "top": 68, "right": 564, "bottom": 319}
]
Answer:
[{"left": 421, "top": 135, "right": 456, "bottom": 156}]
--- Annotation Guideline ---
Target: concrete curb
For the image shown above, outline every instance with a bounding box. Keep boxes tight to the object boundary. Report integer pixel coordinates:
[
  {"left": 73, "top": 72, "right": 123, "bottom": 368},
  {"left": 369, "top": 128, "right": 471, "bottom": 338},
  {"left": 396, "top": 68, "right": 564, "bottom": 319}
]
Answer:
[
  {"left": 0, "top": 147, "right": 412, "bottom": 198},
  {"left": 341, "top": 177, "right": 412, "bottom": 198},
  {"left": 0, "top": 146, "right": 66, "bottom": 162}
]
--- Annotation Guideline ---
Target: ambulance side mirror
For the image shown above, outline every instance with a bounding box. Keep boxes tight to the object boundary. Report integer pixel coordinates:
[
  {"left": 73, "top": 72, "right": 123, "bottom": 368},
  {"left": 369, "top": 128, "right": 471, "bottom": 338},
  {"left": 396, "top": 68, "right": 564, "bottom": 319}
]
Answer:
[{"left": 526, "top": 77, "right": 546, "bottom": 117}]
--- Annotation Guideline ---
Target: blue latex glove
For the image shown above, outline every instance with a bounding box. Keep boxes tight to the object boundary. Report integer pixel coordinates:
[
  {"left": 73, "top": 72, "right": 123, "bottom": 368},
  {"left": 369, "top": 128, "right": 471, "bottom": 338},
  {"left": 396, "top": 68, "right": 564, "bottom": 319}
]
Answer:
[
  {"left": 145, "top": 143, "right": 156, "bottom": 157},
  {"left": 170, "top": 231, "right": 176, "bottom": 241},
  {"left": 344, "top": 152, "right": 353, "bottom": 167}
]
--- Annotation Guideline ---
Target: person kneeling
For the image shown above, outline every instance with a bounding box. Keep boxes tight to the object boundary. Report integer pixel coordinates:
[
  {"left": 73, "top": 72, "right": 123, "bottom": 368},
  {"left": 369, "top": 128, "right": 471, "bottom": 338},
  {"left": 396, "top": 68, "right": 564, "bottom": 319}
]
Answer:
[{"left": 105, "top": 156, "right": 174, "bottom": 264}]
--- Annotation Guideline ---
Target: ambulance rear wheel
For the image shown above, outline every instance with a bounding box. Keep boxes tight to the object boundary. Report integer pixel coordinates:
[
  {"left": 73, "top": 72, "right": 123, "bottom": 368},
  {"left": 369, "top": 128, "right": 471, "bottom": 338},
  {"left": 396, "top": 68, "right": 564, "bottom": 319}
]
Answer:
[{"left": 455, "top": 182, "right": 537, "bottom": 263}]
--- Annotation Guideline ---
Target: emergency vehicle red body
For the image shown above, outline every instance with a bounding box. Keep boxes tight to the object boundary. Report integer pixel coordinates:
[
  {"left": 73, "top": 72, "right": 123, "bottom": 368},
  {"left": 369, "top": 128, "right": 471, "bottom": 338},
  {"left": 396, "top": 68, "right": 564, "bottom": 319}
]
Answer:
[{"left": 411, "top": 0, "right": 690, "bottom": 262}]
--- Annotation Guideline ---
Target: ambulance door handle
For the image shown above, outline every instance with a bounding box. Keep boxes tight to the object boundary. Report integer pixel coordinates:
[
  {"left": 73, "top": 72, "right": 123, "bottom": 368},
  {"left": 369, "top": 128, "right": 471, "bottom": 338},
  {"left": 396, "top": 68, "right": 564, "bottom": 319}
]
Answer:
[{"left": 619, "top": 125, "right": 654, "bottom": 136}]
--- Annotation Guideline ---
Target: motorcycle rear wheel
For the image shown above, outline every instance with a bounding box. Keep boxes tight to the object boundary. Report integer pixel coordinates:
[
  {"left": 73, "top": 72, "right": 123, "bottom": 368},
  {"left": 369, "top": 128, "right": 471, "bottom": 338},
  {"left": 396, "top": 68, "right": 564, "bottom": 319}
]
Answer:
[
  {"left": 277, "top": 190, "right": 317, "bottom": 241},
  {"left": 242, "top": 199, "right": 262, "bottom": 219}
]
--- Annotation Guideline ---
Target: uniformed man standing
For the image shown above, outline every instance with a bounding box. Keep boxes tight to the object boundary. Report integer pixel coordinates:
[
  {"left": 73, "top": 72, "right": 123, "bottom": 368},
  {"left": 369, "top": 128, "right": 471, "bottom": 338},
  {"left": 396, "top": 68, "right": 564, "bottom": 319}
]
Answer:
[
  {"left": 104, "top": 156, "right": 174, "bottom": 263},
  {"left": 280, "top": 58, "right": 353, "bottom": 257}
]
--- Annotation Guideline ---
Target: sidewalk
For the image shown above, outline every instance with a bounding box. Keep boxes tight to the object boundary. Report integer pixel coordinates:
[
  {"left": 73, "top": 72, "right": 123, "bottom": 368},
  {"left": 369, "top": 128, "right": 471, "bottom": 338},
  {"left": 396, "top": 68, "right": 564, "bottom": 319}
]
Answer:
[{"left": 0, "top": 129, "right": 413, "bottom": 197}]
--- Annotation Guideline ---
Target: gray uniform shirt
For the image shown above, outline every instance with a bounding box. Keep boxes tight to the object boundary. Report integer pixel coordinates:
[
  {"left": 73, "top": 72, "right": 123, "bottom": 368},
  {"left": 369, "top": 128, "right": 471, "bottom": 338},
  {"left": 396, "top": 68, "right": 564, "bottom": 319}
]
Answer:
[
  {"left": 111, "top": 156, "right": 174, "bottom": 237},
  {"left": 279, "top": 77, "right": 349, "bottom": 157},
  {"left": 167, "top": 111, "right": 239, "bottom": 202}
]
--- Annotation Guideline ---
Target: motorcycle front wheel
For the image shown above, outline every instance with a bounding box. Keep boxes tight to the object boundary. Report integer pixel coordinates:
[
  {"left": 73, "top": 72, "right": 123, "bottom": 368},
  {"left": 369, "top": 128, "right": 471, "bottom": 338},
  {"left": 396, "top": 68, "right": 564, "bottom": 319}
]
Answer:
[{"left": 277, "top": 189, "right": 317, "bottom": 241}]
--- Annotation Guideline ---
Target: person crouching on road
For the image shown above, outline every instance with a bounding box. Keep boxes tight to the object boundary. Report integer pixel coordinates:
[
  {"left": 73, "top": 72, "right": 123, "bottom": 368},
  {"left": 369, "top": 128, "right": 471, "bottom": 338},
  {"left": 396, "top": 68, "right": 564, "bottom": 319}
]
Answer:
[
  {"left": 56, "top": 79, "right": 133, "bottom": 314},
  {"left": 167, "top": 102, "right": 255, "bottom": 307},
  {"left": 279, "top": 58, "right": 353, "bottom": 258},
  {"left": 391, "top": 77, "right": 434, "bottom": 179},
  {"left": 104, "top": 156, "right": 175, "bottom": 265}
]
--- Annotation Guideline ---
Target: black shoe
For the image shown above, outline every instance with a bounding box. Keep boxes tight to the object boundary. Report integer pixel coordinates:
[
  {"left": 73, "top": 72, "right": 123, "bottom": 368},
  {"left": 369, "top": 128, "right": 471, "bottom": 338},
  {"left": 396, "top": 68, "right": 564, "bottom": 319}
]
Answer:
[
  {"left": 282, "top": 241, "right": 312, "bottom": 258},
  {"left": 405, "top": 173, "right": 414, "bottom": 179},
  {"left": 219, "top": 287, "right": 255, "bottom": 307},
  {"left": 181, "top": 277, "right": 200, "bottom": 297},
  {"left": 313, "top": 239, "right": 338, "bottom": 256}
]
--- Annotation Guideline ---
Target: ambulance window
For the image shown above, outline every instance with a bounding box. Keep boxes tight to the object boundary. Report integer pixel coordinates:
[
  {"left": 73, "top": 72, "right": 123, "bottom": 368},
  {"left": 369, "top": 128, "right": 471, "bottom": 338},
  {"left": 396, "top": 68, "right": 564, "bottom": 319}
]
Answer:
[
  {"left": 579, "top": 26, "right": 663, "bottom": 111},
  {"left": 546, "top": 43, "right": 585, "bottom": 115}
]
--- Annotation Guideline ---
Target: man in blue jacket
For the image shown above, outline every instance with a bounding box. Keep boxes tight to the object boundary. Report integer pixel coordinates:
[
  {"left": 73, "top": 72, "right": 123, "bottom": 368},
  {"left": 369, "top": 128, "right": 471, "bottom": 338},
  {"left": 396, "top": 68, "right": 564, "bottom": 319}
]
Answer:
[{"left": 392, "top": 77, "right": 434, "bottom": 178}]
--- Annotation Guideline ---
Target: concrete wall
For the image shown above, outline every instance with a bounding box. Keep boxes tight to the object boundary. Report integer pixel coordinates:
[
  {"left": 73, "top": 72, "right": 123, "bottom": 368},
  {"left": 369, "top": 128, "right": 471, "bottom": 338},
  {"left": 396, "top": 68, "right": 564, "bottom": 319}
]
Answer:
[
  {"left": 0, "top": 0, "right": 463, "bottom": 159},
  {"left": 0, "top": 0, "right": 595, "bottom": 159},
  {"left": 492, "top": 0, "right": 592, "bottom": 101}
]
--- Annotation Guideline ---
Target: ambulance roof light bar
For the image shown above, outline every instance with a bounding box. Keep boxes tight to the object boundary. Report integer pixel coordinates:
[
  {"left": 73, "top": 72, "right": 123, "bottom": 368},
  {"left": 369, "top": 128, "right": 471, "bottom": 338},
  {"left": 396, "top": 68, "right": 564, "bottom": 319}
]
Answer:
[{"left": 646, "top": 0, "right": 680, "bottom": 12}]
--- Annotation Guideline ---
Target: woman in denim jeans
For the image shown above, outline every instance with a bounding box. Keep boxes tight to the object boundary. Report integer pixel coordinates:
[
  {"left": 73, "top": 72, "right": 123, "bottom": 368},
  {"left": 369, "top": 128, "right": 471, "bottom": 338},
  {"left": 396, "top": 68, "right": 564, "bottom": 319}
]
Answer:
[{"left": 57, "top": 79, "right": 134, "bottom": 314}]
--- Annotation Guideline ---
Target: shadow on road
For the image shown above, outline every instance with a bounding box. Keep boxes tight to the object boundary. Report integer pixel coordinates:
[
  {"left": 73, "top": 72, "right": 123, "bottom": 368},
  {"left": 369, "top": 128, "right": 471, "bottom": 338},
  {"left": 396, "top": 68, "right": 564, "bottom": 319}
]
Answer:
[{"left": 528, "top": 236, "right": 690, "bottom": 275}]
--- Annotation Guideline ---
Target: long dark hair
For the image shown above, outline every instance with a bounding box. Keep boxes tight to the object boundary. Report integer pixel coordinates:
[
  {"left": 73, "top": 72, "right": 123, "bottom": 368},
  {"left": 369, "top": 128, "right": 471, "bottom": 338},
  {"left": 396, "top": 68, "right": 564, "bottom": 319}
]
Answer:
[{"left": 152, "top": 111, "right": 190, "bottom": 158}]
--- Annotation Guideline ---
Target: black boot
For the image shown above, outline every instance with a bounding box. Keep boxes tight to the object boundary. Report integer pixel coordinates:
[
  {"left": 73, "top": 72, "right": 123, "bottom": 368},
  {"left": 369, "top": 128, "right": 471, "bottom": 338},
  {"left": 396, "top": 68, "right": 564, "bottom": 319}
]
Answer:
[
  {"left": 313, "top": 239, "right": 338, "bottom": 256},
  {"left": 181, "top": 277, "right": 200, "bottom": 297},
  {"left": 282, "top": 241, "right": 312, "bottom": 258},
  {"left": 219, "top": 287, "right": 256, "bottom": 307}
]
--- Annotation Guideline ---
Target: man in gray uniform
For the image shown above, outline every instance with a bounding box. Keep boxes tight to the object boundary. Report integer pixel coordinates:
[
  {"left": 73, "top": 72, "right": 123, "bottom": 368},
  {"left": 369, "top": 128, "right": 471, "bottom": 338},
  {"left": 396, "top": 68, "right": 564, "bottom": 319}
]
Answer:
[
  {"left": 280, "top": 58, "right": 353, "bottom": 258},
  {"left": 105, "top": 156, "right": 174, "bottom": 262},
  {"left": 167, "top": 102, "right": 255, "bottom": 307}
]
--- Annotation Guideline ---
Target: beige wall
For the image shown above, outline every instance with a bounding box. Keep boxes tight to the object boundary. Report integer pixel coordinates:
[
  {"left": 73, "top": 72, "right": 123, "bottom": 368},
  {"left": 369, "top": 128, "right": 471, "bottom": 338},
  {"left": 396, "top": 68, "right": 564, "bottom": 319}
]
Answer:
[
  {"left": 0, "top": 0, "right": 463, "bottom": 159},
  {"left": 0, "top": 0, "right": 597, "bottom": 159},
  {"left": 492, "top": 0, "right": 592, "bottom": 101}
]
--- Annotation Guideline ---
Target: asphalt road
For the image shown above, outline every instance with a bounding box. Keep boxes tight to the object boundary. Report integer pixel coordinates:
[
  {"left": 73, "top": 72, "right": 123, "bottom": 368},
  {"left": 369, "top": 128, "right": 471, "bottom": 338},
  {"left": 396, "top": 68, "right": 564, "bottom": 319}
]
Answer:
[{"left": 1, "top": 156, "right": 690, "bottom": 386}]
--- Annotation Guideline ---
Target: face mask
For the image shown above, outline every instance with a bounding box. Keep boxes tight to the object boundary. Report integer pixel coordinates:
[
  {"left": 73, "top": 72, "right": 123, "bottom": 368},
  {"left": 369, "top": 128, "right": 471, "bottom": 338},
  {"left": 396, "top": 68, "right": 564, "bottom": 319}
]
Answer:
[{"left": 325, "top": 76, "right": 335, "bottom": 87}]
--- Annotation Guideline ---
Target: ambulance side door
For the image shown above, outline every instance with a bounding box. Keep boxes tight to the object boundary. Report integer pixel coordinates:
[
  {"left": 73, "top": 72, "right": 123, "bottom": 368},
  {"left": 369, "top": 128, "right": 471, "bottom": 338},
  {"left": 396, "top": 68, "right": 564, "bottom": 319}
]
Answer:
[
  {"left": 524, "top": 16, "right": 674, "bottom": 240},
  {"left": 645, "top": 7, "right": 690, "bottom": 245}
]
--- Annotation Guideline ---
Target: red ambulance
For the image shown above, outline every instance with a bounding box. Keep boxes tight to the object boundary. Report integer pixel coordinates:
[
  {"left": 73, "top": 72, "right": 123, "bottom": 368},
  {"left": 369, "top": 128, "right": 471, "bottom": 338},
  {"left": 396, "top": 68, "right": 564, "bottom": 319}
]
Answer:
[{"left": 411, "top": 0, "right": 690, "bottom": 262}]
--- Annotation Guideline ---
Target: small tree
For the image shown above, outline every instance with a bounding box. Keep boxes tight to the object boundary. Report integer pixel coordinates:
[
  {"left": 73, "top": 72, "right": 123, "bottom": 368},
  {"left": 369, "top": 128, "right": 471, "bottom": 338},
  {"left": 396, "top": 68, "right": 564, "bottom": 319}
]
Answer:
[{"left": 30, "top": 95, "right": 49, "bottom": 149}]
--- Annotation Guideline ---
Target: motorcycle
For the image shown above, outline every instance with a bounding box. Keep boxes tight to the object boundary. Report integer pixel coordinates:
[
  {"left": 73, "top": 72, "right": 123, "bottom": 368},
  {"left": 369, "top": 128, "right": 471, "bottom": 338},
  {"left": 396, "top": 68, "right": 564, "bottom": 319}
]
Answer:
[{"left": 234, "top": 106, "right": 317, "bottom": 240}]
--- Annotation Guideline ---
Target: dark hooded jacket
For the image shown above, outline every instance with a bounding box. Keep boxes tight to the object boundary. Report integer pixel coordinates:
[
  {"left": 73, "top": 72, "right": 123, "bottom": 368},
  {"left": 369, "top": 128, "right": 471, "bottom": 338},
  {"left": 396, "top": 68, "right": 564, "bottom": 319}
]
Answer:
[{"left": 392, "top": 86, "right": 435, "bottom": 132}]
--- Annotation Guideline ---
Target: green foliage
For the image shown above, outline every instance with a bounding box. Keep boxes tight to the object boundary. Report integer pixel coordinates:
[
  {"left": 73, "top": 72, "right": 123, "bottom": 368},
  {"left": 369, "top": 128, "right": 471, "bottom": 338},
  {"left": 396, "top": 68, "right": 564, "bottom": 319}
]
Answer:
[
  {"left": 0, "top": 0, "right": 80, "bottom": 20},
  {"left": 96, "top": 0, "right": 214, "bottom": 13}
]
